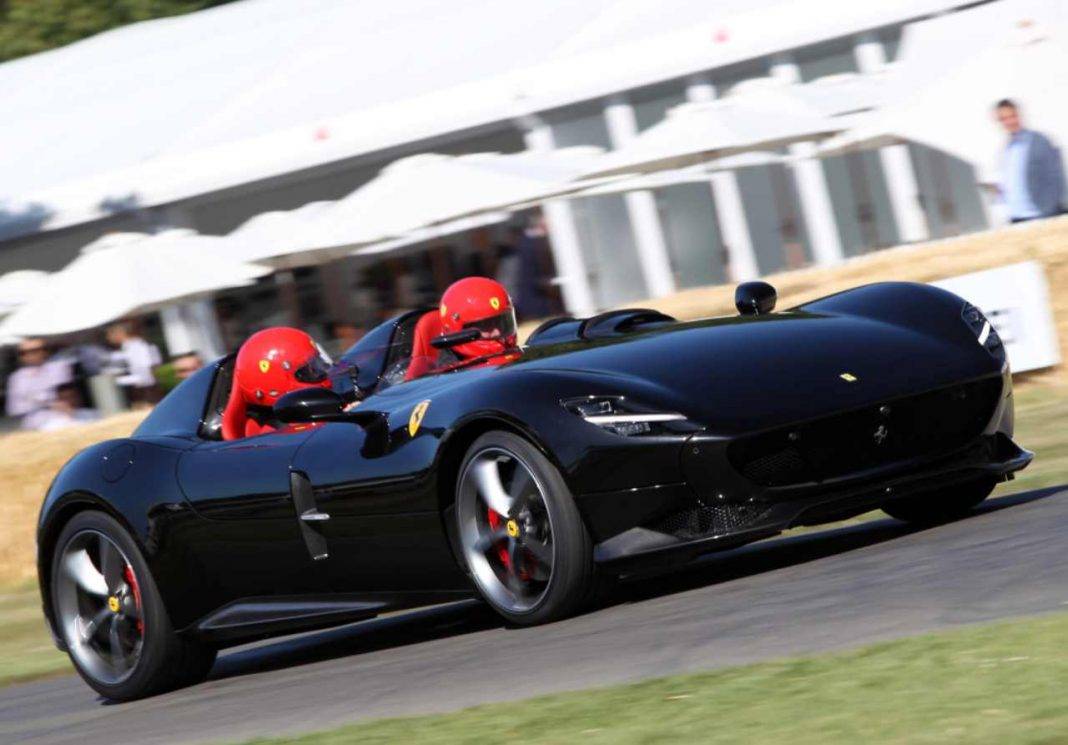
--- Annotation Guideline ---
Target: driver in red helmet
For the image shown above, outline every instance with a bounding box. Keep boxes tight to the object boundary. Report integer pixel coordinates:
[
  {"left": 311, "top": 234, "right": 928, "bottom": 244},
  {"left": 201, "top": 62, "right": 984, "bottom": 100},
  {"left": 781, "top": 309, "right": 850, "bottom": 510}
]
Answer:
[
  {"left": 435, "top": 277, "right": 520, "bottom": 369},
  {"left": 221, "top": 326, "right": 334, "bottom": 440}
]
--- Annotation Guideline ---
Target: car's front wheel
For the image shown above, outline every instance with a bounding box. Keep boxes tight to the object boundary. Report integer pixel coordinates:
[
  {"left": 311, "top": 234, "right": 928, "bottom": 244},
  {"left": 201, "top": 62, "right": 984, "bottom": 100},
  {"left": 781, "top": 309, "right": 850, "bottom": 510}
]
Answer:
[
  {"left": 455, "top": 431, "right": 594, "bottom": 625},
  {"left": 50, "top": 511, "right": 216, "bottom": 701},
  {"left": 882, "top": 477, "right": 997, "bottom": 524}
]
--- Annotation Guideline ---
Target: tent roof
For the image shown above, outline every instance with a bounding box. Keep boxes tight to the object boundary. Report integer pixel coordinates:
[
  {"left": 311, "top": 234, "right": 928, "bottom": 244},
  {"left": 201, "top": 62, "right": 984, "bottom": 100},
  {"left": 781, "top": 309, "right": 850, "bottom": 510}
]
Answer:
[{"left": 1, "top": 0, "right": 972, "bottom": 240}]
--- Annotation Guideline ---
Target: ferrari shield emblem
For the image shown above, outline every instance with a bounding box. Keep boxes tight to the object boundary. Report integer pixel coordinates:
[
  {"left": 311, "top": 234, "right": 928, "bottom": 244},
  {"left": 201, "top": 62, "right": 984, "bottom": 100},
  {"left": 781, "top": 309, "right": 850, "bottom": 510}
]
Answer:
[
  {"left": 490, "top": 296, "right": 501, "bottom": 311},
  {"left": 839, "top": 372, "right": 858, "bottom": 383},
  {"left": 408, "top": 400, "right": 431, "bottom": 437},
  {"left": 259, "top": 359, "right": 271, "bottom": 374}
]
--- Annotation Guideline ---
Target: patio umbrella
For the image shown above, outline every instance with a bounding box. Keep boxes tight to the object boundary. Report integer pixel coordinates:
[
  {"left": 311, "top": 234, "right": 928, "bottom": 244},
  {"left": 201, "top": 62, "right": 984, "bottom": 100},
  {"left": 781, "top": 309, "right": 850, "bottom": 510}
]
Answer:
[
  {"left": 0, "top": 229, "right": 270, "bottom": 338},
  {"left": 578, "top": 80, "right": 844, "bottom": 179},
  {"left": 306, "top": 147, "right": 605, "bottom": 253},
  {"left": 226, "top": 201, "right": 336, "bottom": 270},
  {"left": 352, "top": 212, "right": 512, "bottom": 257},
  {"left": 0, "top": 270, "right": 50, "bottom": 314}
]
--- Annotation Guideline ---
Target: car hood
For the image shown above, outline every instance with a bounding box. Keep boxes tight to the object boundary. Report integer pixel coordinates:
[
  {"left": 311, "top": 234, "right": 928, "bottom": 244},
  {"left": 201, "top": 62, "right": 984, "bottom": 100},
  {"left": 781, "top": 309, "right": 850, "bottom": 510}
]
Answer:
[{"left": 512, "top": 312, "right": 1000, "bottom": 435}]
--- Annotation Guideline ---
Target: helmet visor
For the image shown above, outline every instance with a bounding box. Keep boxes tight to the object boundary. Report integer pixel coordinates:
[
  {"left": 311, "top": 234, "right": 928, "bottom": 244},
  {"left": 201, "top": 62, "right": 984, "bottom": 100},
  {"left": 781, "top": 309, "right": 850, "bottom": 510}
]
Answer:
[
  {"left": 294, "top": 347, "right": 333, "bottom": 383},
  {"left": 462, "top": 309, "right": 517, "bottom": 341}
]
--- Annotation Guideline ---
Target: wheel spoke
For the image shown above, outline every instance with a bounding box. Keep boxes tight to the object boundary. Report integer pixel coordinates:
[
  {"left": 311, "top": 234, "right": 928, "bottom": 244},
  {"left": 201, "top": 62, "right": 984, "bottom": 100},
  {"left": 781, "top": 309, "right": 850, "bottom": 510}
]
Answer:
[
  {"left": 80, "top": 607, "right": 111, "bottom": 644},
  {"left": 521, "top": 536, "right": 553, "bottom": 566},
  {"left": 99, "top": 538, "right": 125, "bottom": 594},
  {"left": 506, "top": 537, "right": 522, "bottom": 575},
  {"left": 473, "top": 458, "right": 515, "bottom": 517},
  {"left": 508, "top": 466, "right": 534, "bottom": 503},
  {"left": 65, "top": 549, "right": 109, "bottom": 596},
  {"left": 473, "top": 526, "right": 509, "bottom": 553},
  {"left": 107, "top": 617, "right": 127, "bottom": 673}
]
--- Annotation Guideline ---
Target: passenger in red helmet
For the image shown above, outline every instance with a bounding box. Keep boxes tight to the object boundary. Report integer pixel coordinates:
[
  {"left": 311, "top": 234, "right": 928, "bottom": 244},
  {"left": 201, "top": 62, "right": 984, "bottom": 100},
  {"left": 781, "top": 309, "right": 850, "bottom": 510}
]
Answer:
[
  {"left": 221, "top": 327, "right": 333, "bottom": 440},
  {"left": 404, "top": 277, "right": 520, "bottom": 381},
  {"left": 438, "top": 277, "right": 519, "bottom": 362}
]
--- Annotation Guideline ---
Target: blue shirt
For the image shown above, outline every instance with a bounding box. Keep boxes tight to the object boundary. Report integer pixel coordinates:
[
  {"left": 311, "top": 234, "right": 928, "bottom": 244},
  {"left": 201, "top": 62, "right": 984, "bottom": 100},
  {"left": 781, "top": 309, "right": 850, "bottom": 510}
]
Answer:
[{"left": 1004, "top": 131, "right": 1041, "bottom": 219}]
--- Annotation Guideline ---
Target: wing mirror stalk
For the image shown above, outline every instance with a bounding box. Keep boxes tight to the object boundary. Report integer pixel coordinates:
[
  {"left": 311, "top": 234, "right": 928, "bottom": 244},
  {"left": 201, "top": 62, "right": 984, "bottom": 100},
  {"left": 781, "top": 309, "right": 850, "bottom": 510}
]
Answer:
[
  {"left": 735, "top": 281, "right": 777, "bottom": 316},
  {"left": 273, "top": 387, "right": 380, "bottom": 428}
]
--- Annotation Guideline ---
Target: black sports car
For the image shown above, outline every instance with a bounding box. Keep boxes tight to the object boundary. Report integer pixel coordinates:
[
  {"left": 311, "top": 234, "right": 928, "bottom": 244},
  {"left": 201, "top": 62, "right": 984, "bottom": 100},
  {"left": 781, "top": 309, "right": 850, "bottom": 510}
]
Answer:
[{"left": 37, "top": 281, "right": 1031, "bottom": 700}]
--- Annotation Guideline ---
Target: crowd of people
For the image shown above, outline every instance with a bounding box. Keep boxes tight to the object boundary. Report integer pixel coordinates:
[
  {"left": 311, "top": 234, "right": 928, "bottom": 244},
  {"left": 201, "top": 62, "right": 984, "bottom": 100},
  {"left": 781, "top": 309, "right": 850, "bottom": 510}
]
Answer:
[{"left": 1, "top": 322, "right": 205, "bottom": 432}]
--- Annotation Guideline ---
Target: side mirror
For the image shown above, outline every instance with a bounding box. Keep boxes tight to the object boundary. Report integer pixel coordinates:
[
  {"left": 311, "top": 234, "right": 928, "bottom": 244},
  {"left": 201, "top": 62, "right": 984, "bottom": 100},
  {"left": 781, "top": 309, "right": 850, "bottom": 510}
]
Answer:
[
  {"left": 431, "top": 328, "right": 481, "bottom": 349},
  {"left": 735, "top": 281, "right": 777, "bottom": 316},
  {"left": 274, "top": 387, "right": 347, "bottom": 424}
]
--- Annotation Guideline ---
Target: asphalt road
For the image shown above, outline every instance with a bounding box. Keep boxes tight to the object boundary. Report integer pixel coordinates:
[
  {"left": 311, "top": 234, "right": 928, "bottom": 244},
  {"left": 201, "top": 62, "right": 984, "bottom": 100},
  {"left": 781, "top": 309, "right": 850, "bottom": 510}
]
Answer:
[{"left": 4, "top": 487, "right": 1068, "bottom": 745}]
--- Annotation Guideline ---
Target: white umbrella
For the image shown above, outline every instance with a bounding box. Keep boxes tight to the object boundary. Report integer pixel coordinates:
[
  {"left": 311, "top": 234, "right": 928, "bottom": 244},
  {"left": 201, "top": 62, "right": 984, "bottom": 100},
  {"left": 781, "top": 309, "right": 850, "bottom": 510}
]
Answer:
[
  {"left": 818, "top": 9, "right": 1068, "bottom": 183},
  {"left": 0, "top": 229, "right": 270, "bottom": 338},
  {"left": 353, "top": 212, "right": 512, "bottom": 257},
  {"left": 307, "top": 147, "right": 605, "bottom": 253},
  {"left": 579, "top": 79, "right": 844, "bottom": 179},
  {"left": 0, "top": 270, "right": 50, "bottom": 314},
  {"left": 227, "top": 201, "right": 335, "bottom": 269}
]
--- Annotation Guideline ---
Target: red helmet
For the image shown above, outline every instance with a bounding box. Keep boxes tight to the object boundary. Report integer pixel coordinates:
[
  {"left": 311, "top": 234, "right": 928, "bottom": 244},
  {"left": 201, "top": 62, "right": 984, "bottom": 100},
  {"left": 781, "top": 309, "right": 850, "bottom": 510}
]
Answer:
[
  {"left": 233, "top": 327, "right": 332, "bottom": 407},
  {"left": 439, "top": 277, "right": 518, "bottom": 359}
]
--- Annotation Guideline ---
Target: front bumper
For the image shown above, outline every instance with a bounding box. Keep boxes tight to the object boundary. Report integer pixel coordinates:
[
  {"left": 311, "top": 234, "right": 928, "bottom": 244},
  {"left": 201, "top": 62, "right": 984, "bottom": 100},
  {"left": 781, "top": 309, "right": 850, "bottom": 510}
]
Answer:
[
  {"left": 577, "top": 372, "right": 1029, "bottom": 568},
  {"left": 587, "top": 433, "right": 1031, "bottom": 567}
]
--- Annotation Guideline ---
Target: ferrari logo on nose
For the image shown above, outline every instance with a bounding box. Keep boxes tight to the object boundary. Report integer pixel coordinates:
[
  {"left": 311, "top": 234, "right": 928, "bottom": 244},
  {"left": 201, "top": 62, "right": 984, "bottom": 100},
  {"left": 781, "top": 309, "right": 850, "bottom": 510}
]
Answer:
[
  {"left": 839, "top": 372, "right": 858, "bottom": 383},
  {"left": 107, "top": 596, "right": 121, "bottom": 613},
  {"left": 873, "top": 425, "right": 889, "bottom": 445},
  {"left": 408, "top": 400, "right": 431, "bottom": 437},
  {"left": 506, "top": 519, "right": 519, "bottom": 538}
]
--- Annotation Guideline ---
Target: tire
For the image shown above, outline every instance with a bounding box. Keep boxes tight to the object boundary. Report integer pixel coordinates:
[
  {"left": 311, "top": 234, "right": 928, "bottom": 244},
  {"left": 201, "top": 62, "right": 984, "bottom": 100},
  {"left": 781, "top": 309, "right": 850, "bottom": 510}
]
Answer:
[
  {"left": 455, "top": 431, "right": 594, "bottom": 625},
  {"left": 50, "top": 511, "right": 216, "bottom": 701},
  {"left": 882, "top": 477, "right": 997, "bottom": 524}
]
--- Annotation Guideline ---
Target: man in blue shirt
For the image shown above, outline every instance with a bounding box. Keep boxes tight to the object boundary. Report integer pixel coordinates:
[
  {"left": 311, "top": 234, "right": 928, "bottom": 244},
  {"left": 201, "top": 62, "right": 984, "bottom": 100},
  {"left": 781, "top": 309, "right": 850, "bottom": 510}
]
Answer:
[{"left": 995, "top": 99, "right": 1066, "bottom": 223}]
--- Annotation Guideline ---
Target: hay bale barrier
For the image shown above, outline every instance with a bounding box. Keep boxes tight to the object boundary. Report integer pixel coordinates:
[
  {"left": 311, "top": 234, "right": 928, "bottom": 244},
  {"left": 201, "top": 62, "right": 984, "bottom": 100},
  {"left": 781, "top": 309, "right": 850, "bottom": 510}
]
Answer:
[{"left": 4, "top": 218, "right": 1068, "bottom": 587}]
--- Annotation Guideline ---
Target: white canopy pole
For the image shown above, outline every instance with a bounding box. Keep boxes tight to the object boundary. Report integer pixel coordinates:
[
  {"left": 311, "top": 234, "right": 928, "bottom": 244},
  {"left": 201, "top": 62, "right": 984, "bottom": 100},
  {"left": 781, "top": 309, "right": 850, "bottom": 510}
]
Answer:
[
  {"left": 603, "top": 95, "right": 676, "bottom": 298},
  {"left": 523, "top": 124, "right": 598, "bottom": 317},
  {"left": 853, "top": 32, "right": 929, "bottom": 243},
  {"left": 686, "top": 77, "right": 760, "bottom": 282}
]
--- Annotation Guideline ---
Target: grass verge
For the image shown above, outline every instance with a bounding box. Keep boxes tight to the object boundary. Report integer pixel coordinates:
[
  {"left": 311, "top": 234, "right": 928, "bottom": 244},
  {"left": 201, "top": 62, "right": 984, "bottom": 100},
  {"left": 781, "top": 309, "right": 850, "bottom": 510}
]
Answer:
[
  {"left": 0, "top": 581, "right": 70, "bottom": 685},
  {"left": 238, "top": 610, "right": 1068, "bottom": 745}
]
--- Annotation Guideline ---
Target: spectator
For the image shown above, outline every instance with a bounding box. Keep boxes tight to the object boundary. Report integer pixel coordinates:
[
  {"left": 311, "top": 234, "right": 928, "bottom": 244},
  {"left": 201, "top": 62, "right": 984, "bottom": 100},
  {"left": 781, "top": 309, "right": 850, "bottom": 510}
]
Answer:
[
  {"left": 511, "top": 216, "right": 556, "bottom": 320},
  {"left": 37, "top": 382, "right": 100, "bottom": 432},
  {"left": 4, "top": 338, "right": 73, "bottom": 430},
  {"left": 994, "top": 99, "right": 1066, "bottom": 223},
  {"left": 105, "top": 321, "right": 161, "bottom": 407},
  {"left": 170, "top": 351, "right": 204, "bottom": 381}
]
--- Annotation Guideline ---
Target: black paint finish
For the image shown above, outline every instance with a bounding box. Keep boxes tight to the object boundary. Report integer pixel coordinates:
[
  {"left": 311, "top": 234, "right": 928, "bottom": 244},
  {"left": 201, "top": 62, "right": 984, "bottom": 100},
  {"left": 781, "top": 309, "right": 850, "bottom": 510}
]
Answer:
[{"left": 37, "top": 282, "right": 1031, "bottom": 647}]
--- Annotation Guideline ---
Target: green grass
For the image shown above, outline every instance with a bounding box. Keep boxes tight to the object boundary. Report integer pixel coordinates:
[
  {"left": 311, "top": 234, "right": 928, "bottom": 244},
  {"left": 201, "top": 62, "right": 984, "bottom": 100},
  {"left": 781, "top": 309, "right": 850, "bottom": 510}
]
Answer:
[
  {"left": 238, "top": 610, "right": 1068, "bottom": 745},
  {"left": 0, "top": 581, "right": 70, "bottom": 686}
]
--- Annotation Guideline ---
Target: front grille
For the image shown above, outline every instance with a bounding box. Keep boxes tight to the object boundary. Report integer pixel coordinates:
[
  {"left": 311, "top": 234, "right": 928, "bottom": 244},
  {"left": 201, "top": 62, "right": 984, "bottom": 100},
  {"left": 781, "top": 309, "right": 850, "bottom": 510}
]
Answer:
[
  {"left": 728, "top": 377, "right": 1002, "bottom": 488},
  {"left": 649, "top": 501, "right": 770, "bottom": 540}
]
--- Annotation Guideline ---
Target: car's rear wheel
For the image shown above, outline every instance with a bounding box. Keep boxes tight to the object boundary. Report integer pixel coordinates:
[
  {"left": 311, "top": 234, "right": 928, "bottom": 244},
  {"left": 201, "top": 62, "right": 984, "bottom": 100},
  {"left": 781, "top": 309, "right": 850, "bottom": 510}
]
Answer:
[
  {"left": 456, "top": 431, "right": 593, "bottom": 625},
  {"left": 51, "top": 511, "right": 216, "bottom": 701},
  {"left": 882, "top": 477, "right": 997, "bottom": 524}
]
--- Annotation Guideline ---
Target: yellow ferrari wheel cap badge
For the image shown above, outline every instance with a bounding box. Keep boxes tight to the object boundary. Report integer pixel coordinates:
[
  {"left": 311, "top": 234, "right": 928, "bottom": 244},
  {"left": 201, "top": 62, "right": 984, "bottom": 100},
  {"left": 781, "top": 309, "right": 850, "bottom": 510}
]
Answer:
[
  {"left": 107, "top": 596, "right": 121, "bottom": 613},
  {"left": 839, "top": 372, "right": 858, "bottom": 383},
  {"left": 259, "top": 359, "right": 271, "bottom": 374},
  {"left": 408, "top": 400, "right": 431, "bottom": 437},
  {"left": 506, "top": 519, "right": 519, "bottom": 538}
]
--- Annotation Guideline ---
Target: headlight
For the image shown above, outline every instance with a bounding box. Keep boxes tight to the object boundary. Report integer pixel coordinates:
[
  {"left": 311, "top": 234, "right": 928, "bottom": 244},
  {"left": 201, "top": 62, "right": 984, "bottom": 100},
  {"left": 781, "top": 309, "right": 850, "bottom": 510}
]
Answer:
[
  {"left": 962, "top": 302, "right": 1005, "bottom": 362},
  {"left": 562, "top": 396, "right": 699, "bottom": 437}
]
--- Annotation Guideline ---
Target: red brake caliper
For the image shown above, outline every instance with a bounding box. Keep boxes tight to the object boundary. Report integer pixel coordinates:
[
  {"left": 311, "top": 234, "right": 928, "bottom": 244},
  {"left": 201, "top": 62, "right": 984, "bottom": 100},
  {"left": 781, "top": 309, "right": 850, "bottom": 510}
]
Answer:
[
  {"left": 486, "top": 509, "right": 513, "bottom": 573},
  {"left": 123, "top": 565, "right": 144, "bottom": 635}
]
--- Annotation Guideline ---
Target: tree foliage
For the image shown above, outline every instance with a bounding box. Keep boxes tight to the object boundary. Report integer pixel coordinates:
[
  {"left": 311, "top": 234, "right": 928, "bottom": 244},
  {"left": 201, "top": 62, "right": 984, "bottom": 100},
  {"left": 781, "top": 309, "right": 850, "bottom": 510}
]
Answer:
[{"left": 0, "top": 0, "right": 235, "bottom": 62}]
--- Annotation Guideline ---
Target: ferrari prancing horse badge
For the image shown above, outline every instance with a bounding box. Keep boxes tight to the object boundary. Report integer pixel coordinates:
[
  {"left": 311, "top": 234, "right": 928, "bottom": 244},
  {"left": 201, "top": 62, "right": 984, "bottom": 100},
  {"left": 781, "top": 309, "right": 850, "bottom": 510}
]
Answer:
[{"left": 409, "top": 400, "right": 431, "bottom": 437}]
